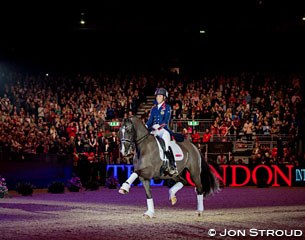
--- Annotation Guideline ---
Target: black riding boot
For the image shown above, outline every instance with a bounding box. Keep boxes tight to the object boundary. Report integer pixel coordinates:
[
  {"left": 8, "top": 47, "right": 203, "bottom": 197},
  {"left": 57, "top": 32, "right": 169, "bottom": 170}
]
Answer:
[{"left": 165, "top": 150, "right": 178, "bottom": 176}]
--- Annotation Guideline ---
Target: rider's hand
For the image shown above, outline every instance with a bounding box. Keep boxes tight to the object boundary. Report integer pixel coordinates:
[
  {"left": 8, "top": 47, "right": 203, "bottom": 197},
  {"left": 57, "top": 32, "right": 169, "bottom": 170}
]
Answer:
[{"left": 152, "top": 124, "right": 160, "bottom": 130}]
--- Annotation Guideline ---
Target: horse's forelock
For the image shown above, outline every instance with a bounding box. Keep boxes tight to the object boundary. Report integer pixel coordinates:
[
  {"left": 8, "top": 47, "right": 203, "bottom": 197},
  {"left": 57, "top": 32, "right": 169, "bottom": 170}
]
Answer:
[
  {"left": 121, "top": 118, "right": 131, "bottom": 129},
  {"left": 120, "top": 118, "right": 134, "bottom": 134},
  {"left": 125, "top": 118, "right": 134, "bottom": 128}
]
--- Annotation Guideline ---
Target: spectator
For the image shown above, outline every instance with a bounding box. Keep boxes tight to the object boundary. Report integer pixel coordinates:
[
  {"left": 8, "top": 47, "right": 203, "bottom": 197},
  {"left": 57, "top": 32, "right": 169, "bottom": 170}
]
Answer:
[
  {"left": 75, "top": 135, "right": 84, "bottom": 154},
  {"left": 233, "top": 115, "right": 242, "bottom": 139},
  {"left": 243, "top": 119, "right": 253, "bottom": 141},
  {"left": 219, "top": 122, "right": 229, "bottom": 141},
  {"left": 203, "top": 129, "right": 212, "bottom": 142},
  {"left": 277, "top": 137, "right": 284, "bottom": 161},
  {"left": 89, "top": 133, "right": 97, "bottom": 153},
  {"left": 263, "top": 121, "right": 271, "bottom": 135},
  {"left": 191, "top": 129, "right": 201, "bottom": 143},
  {"left": 182, "top": 128, "right": 192, "bottom": 141},
  {"left": 210, "top": 120, "right": 219, "bottom": 136},
  {"left": 100, "top": 138, "right": 112, "bottom": 164},
  {"left": 217, "top": 153, "right": 227, "bottom": 164}
]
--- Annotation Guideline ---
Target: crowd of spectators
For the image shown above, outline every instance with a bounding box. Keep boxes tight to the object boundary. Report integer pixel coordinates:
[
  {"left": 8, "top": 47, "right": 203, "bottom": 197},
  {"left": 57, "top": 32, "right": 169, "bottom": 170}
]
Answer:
[
  {"left": 0, "top": 71, "right": 303, "bottom": 166},
  {"left": 140, "top": 72, "right": 303, "bottom": 165},
  {"left": 155, "top": 72, "right": 302, "bottom": 140},
  {"left": 0, "top": 72, "right": 147, "bottom": 163}
]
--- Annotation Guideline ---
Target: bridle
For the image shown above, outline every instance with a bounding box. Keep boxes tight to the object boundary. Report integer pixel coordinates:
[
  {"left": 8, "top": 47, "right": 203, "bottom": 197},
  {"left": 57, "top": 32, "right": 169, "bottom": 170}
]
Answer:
[{"left": 120, "top": 118, "right": 150, "bottom": 153}]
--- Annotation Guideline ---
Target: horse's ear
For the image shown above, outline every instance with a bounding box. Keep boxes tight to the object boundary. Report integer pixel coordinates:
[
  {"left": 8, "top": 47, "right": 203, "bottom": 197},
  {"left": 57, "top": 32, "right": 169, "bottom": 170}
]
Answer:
[
  {"left": 123, "top": 117, "right": 132, "bottom": 126},
  {"left": 123, "top": 118, "right": 128, "bottom": 124},
  {"left": 127, "top": 116, "right": 134, "bottom": 123}
]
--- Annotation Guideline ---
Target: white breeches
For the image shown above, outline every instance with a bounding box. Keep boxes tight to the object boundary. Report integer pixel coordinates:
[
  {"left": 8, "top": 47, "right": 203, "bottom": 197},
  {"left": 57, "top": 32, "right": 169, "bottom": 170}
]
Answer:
[{"left": 151, "top": 128, "right": 170, "bottom": 151}]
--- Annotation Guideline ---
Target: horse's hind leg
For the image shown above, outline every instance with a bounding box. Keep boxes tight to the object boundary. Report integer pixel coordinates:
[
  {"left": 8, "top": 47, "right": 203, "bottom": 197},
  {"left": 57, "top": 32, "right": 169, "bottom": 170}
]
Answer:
[
  {"left": 189, "top": 170, "right": 204, "bottom": 216},
  {"left": 168, "top": 176, "right": 185, "bottom": 205},
  {"left": 139, "top": 176, "right": 155, "bottom": 218}
]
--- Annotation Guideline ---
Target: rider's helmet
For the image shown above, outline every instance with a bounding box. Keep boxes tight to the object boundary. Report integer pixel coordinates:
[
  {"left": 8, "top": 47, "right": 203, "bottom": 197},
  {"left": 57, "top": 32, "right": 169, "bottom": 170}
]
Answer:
[{"left": 154, "top": 88, "right": 168, "bottom": 98}]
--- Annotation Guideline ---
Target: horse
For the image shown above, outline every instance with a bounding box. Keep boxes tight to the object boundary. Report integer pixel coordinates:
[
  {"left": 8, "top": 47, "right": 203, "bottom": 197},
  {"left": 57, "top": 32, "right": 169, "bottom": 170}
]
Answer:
[{"left": 118, "top": 116, "right": 219, "bottom": 218}]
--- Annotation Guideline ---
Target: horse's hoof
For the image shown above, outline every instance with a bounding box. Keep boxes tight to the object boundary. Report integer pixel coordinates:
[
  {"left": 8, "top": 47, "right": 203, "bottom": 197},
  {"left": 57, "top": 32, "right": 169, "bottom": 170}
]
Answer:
[
  {"left": 143, "top": 211, "right": 155, "bottom": 219},
  {"left": 118, "top": 188, "right": 128, "bottom": 194},
  {"left": 118, "top": 182, "right": 130, "bottom": 194},
  {"left": 170, "top": 196, "right": 177, "bottom": 205},
  {"left": 197, "top": 211, "right": 203, "bottom": 217}
]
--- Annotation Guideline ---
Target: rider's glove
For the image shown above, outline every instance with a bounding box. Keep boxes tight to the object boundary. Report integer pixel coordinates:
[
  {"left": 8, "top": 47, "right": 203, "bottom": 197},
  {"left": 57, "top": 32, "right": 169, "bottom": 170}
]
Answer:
[{"left": 152, "top": 124, "right": 160, "bottom": 130}]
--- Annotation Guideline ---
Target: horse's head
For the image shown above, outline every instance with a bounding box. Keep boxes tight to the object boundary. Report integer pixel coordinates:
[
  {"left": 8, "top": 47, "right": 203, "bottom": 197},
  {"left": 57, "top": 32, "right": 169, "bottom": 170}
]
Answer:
[{"left": 119, "top": 118, "right": 136, "bottom": 157}]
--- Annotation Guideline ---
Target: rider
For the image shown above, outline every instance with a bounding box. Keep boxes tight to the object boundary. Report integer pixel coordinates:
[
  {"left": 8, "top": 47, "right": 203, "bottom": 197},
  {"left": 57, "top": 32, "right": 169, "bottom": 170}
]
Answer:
[{"left": 146, "top": 88, "right": 178, "bottom": 176}]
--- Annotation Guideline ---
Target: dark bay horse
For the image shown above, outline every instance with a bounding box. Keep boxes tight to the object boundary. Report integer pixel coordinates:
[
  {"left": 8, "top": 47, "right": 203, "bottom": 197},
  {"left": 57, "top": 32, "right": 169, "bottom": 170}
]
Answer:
[{"left": 118, "top": 116, "right": 219, "bottom": 218}]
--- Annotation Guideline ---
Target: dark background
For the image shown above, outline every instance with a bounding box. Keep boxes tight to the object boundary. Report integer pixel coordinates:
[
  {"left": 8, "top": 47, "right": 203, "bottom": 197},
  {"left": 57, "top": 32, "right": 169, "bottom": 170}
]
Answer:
[{"left": 0, "top": 0, "right": 305, "bottom": 73}]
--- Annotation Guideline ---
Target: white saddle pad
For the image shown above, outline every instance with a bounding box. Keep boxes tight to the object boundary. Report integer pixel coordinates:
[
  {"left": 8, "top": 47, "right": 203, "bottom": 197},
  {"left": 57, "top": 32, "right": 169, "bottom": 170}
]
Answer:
[{"left": 155, "top": 137, "right": 184, "bottom": 161}]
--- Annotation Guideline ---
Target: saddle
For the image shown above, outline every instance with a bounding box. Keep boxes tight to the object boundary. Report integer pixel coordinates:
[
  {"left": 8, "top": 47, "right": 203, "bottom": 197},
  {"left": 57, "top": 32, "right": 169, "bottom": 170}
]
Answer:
[
  {"left": 155, "top": 136, "right": 184, "bottom": 162},
  {"left": 155, "top": 137, "right": 183, "bottom": 177}
]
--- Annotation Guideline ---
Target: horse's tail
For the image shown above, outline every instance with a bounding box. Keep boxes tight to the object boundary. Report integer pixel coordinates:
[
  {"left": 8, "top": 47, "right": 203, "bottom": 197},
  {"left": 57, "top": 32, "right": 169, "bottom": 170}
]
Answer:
[{"left": 200, "top": 152, "right": 220, "bottom": 197}]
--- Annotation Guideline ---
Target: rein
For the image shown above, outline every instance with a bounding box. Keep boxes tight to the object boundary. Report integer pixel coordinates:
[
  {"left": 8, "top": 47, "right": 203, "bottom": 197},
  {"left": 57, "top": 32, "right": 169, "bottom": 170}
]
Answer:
[
  {"left": 120, "top": 129, "right": 149, "bottom": 146},
  {"left": 120, "top": 117, "right": 150, "bottom": 148},
  {"left": 135, "top": 132, "right": 149, "bottom": 145}
]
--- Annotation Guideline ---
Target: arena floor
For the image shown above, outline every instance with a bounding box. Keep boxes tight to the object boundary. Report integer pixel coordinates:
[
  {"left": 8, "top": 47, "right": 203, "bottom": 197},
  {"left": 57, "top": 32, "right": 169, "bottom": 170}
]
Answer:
[{"left": 0, "top": 186, "right": 305, "bottom": 240}]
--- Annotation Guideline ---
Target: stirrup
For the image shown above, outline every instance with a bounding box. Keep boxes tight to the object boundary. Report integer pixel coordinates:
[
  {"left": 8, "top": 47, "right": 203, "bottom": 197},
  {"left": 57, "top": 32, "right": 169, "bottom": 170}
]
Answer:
[
  {"left": 160, "top": 161, "right": 169, "bottom": 176},
  {"left": 168, "top": 167, "right": 178, "bottom": 177}
]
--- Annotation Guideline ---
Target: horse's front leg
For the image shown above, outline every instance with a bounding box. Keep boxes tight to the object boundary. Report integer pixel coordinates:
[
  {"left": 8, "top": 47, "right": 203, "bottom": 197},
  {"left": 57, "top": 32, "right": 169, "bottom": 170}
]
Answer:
[
  {"left": 118, "top": 172, "right": 138, "bottom": 194},
  {"left": 139, "top": 176, "right": 155, "bottom": 218}
]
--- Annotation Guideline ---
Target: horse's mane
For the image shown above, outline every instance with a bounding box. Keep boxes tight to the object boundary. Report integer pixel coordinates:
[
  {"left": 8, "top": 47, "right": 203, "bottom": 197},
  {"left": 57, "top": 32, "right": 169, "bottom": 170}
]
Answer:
[
  {"left": 129, "top": 116, "right": 146, "bottom": 127},
  {"left": 128, "top": 116, "right": 149, "bottom": 135}
]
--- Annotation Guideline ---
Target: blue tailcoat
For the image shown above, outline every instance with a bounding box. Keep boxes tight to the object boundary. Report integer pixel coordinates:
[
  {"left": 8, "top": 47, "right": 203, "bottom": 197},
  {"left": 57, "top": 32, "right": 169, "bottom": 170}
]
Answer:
[{"left": 146, "top": 102, "right": 172, "bottom": 133}]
